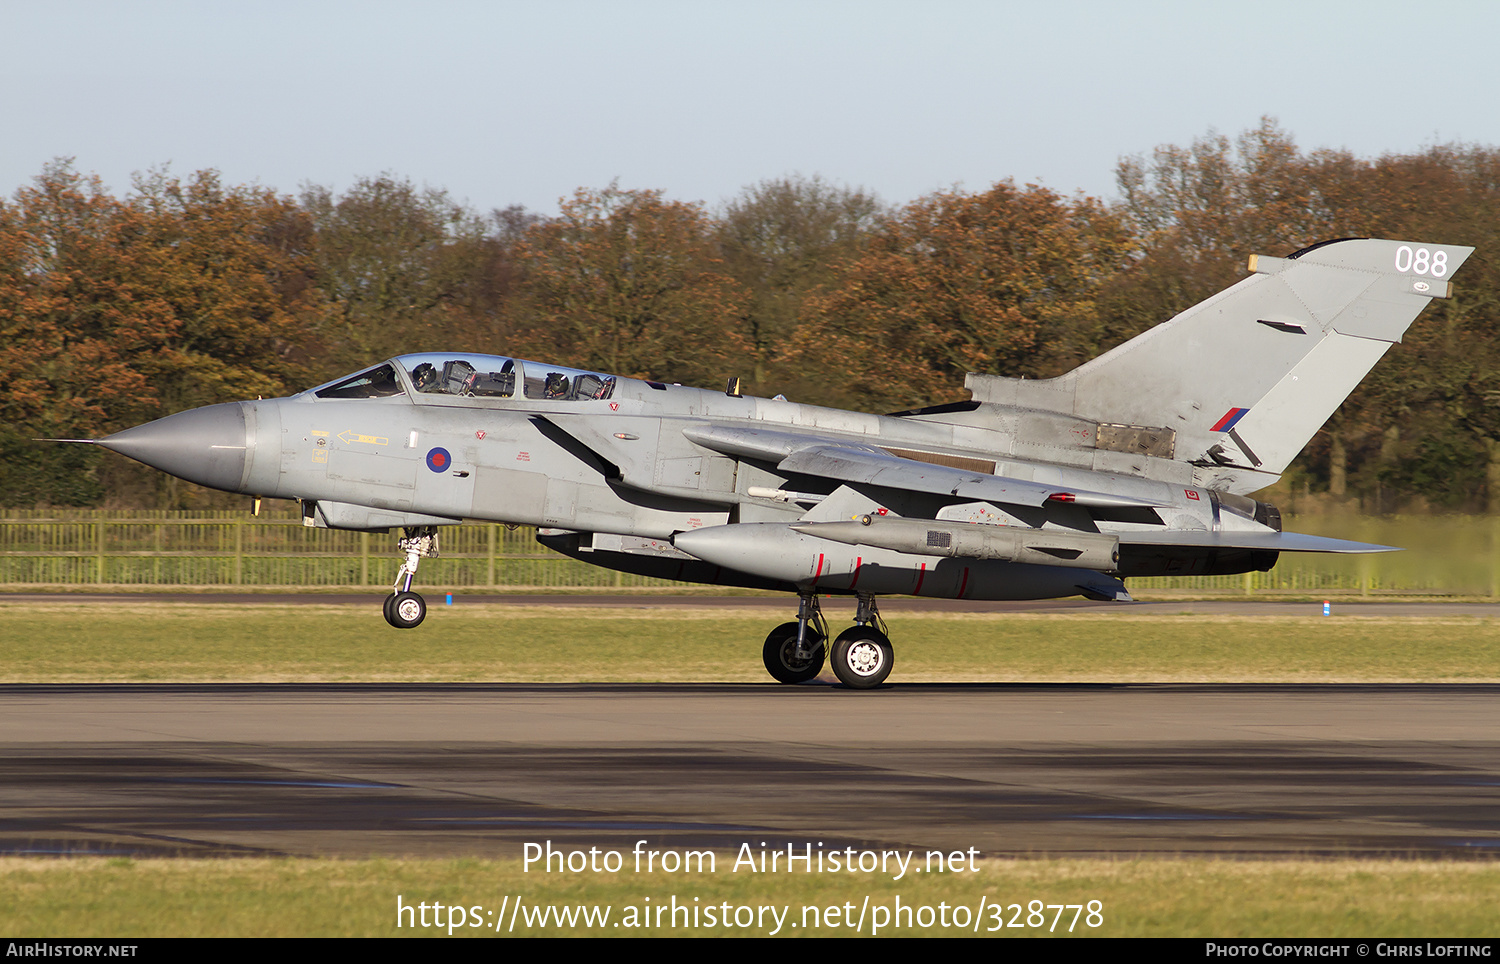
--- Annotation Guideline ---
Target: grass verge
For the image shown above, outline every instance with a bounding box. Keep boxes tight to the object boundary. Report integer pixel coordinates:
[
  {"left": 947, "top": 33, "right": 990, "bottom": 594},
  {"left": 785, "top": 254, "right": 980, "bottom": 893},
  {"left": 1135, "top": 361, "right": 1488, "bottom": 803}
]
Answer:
[
  {"left": 1, "top": 856, "right": 1496, "bottom": 937},
  {"left": 0, "top": 602, "right": 1497, "bottom": 682}
]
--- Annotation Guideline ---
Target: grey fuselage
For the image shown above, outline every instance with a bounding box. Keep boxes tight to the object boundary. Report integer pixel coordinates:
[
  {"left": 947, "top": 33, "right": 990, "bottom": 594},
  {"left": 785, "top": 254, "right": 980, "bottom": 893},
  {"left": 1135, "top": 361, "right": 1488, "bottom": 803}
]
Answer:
[
  {"left": 127, "top": 352, "right": 1276, "bottom": 602},
  {"left": 101, "top": 238, "right": 1475, "bottom": 604}
]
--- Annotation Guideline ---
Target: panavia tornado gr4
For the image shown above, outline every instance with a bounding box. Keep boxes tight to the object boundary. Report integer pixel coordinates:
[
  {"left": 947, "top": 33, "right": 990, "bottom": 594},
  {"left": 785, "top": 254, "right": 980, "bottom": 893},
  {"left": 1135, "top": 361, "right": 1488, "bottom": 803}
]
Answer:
[{"left": 86, "top": 237, "right": 1472, "bottom": 687}]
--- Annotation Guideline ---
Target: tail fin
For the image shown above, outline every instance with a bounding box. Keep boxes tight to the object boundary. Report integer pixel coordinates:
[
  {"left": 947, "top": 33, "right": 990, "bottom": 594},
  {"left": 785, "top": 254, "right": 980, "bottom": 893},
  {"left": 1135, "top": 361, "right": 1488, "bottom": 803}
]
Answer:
[{"left": 966, "top": 238, "right": 1474, "bottom": 493}]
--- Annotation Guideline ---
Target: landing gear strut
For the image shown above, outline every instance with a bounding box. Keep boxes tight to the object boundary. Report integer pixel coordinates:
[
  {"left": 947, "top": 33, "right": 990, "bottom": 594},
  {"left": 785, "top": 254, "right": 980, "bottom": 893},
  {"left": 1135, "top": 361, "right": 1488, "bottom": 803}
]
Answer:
[
  {"left": 383, "top": 526, "right": 438, "bottom": 629},
  {"left": 762, "top": 592, "right": 828, "bottom": 684},
  {"left": 830, "top": 592, "right": 893, "bottom": 689}
]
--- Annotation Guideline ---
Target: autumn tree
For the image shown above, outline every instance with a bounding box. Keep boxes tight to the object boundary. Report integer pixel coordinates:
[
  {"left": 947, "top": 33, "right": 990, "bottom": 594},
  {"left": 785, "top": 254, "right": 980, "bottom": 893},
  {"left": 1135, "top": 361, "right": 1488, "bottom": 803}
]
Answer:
[
  {"left": 512, "top": 183, "right": 749, "bottom": 385},
  {"left": 1327, "top": 146, "right": 1500, "bottom": 510},
  {"left": 467, "top": 203, "right": 545, "bottom": 354},
  {"left": 0, "top": 161, "right": 323, "bottom": 506},
  {"left": 130, "top": 168, "right": 323, "bottom": 412},
  {"left": 790, "top": 181, "right": 1135, "bottom": 411},
  {"left": 0, "top": 163, "right": 159, "bottom": 503},
  {"left": 1112, "top": 121, "right": 1500, "bottom": 510},
  {"left": 715, "top": 175, "right": 883, "bottom": 391},
  {"left": 301, "top": 175, "right": 506, "bottom": 374}
]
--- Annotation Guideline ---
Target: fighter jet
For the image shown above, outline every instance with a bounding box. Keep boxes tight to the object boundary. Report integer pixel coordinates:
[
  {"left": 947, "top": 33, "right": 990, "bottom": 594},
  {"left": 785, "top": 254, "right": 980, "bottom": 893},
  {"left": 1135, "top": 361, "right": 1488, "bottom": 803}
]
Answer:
[{"left": 85, "top": 237, "right": 1472, "bottom": 687}]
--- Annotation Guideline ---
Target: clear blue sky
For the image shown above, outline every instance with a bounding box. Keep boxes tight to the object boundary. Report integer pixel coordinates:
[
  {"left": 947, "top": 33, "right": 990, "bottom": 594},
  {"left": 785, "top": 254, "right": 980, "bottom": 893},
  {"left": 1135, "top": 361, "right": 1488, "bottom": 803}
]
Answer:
[{"left": 5, "top": 0, "right": 1497, "bottom": 215}]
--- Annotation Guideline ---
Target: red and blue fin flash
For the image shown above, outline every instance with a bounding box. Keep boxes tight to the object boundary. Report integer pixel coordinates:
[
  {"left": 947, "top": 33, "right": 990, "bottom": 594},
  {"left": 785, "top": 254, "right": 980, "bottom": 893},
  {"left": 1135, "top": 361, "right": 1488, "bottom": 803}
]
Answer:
[
  {"left": 1211, "top": 407, "right": 1250, "bottom": 433},
  {"left": 1210, "top": 408, "right": 1262, "bottom": 467}
]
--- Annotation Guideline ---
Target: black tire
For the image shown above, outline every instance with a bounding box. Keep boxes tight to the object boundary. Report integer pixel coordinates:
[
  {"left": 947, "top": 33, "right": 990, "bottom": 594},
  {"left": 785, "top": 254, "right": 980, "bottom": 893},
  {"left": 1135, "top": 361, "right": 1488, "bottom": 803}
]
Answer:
[
  {"left": 831, "top": 627, "right": 893, "bottom": 689},
  {"left": 382, "top": 593, "right": 399, "bottom": 624},
  {"left": 386, "top": 590, "right": 426, "bottom": 629},
  {"left": 762, "top": 621, "right": 825, "bottom": 684}
]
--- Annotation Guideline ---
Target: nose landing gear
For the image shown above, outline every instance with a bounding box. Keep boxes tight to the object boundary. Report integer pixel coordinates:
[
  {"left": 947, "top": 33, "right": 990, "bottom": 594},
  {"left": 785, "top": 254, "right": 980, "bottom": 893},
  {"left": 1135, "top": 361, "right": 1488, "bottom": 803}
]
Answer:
[
  {"left": 383, "top": 526, "right": 439, "bottom": 628},
  {"left": 384, "top": 590, "right": 427, "bottom": 628}
]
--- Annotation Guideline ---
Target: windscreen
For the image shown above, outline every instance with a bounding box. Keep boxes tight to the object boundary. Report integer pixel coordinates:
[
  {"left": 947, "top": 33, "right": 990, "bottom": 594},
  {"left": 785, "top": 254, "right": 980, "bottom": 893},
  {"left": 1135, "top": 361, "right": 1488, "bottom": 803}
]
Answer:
[{"left": 314, "top": 364, "right": 405, "bottom": 399}]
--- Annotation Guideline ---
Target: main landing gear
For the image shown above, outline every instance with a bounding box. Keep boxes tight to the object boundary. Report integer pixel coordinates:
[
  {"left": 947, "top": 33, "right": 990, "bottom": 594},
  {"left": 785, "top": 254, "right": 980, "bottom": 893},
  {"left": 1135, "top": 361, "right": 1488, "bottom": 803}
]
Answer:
[
  {"left": 383, "top": 526, "right": 439, "bottom": 629},
  {"left": 762, "top": 591, "right": 894, "bottom": 689},
  {"left": 762, "top": 593, "right": 828, "bottom": 684}
]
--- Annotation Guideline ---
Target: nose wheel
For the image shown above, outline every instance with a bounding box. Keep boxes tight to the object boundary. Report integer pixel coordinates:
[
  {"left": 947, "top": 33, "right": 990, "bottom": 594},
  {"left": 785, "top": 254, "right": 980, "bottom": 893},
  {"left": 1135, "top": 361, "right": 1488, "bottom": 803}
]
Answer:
[
  {"left": 384, "top": 590, "right": 427, "bottom": 628},
  {"left": 383, "top": 526, "right": 439, "bottom": 629}
]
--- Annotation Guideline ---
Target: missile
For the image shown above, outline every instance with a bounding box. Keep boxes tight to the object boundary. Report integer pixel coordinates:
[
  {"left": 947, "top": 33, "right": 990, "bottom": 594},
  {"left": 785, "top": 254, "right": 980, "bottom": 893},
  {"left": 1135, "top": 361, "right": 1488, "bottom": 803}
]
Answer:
[
  {"left": 745, "top": 485, "right": 826, "bottom": 505},
  {"left": 791, "top": 516, "right": 1119, "bottom": 571}
]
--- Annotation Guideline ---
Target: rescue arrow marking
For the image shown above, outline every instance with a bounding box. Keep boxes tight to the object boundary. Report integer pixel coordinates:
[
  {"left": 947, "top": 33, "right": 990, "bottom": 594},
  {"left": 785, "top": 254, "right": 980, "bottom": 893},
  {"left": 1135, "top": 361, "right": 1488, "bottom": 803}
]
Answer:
[{"left": 338, "top": 431, "right": 389, "bottom": 446}]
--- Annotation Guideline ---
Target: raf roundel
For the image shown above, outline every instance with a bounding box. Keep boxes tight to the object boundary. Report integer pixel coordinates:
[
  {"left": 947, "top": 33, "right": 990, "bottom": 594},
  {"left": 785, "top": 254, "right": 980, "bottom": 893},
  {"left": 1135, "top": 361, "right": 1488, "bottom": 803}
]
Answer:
[{"left": 425, "top": 447, "right": 451, "bottom": 473}]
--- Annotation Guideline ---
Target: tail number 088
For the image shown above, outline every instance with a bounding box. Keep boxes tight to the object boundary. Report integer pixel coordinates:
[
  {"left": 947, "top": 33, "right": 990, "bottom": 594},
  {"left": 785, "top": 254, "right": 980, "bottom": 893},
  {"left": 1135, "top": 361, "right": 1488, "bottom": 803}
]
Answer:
[{"left": 1394, "top": 246, "right": 1448, "bottom": 277}]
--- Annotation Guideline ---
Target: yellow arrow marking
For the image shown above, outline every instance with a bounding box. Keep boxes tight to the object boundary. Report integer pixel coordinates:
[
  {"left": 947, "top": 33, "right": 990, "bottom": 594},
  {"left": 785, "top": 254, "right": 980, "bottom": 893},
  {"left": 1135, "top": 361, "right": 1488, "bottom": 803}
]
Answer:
[{"left": 338, "top": 431, "right": 389, "bottom": 446}]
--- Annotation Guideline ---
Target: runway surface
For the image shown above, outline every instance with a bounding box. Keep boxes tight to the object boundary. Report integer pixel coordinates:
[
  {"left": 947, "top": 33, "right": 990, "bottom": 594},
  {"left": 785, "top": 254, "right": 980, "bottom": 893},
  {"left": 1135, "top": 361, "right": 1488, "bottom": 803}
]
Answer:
[{"left": 1, "top": 682, "right": 1496, "bottom": 860}]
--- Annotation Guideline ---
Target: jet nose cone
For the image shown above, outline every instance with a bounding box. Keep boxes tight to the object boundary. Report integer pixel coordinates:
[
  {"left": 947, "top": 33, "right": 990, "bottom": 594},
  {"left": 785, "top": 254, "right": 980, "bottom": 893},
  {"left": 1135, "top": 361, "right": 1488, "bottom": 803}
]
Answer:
[{"left": 99, "top": 402, "right": 250, "bottom": 492}]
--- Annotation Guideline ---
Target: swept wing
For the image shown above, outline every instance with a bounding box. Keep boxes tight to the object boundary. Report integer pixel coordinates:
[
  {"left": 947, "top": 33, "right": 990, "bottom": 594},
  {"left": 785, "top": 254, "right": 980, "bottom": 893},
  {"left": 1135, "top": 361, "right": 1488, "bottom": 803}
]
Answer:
[{"left": 681, "top": 424, "right": 1168, "bottom": 509}]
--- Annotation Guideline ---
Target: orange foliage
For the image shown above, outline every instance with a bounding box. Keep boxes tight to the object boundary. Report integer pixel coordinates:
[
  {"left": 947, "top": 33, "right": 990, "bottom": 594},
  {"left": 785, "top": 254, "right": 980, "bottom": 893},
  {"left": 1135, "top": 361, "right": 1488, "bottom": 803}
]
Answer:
[
  {"left": 512, "top": 183, "right": 750, "bottom": 386},
  {"left": 792, "top": 181, "right": 1134, "bottom": 410},
  {"left": 0, "top": 163, "right": 322, "bottom": 441}
]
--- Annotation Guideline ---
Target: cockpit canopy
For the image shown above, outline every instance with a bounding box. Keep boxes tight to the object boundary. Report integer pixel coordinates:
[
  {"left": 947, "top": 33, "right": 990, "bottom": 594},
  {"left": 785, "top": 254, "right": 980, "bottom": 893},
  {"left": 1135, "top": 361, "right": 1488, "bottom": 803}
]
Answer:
[{"left": 311, "top": 353, "right": 617, "bottom": 402}]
